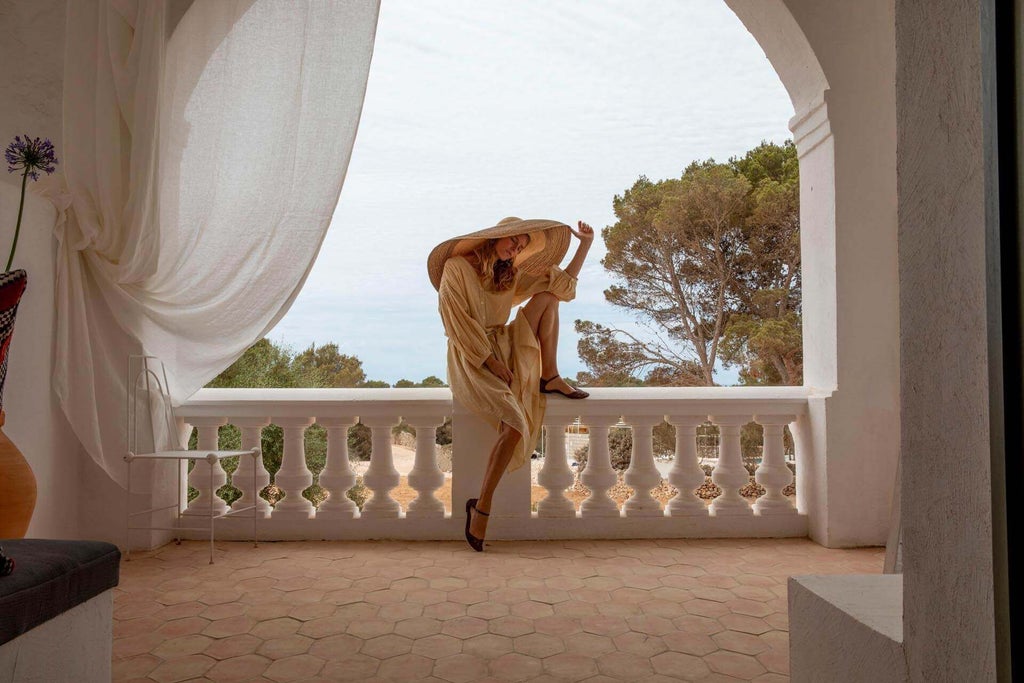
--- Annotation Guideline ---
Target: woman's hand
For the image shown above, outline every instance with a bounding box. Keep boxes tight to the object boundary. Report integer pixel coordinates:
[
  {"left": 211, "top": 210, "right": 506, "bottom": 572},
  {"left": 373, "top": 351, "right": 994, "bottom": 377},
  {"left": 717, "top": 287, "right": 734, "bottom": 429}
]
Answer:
[
  {"left": 484, "top": 355, "right": 514, "bottom": 385},
  {"left": 570, "top": 221, "right": 595, "bottom": 244}
]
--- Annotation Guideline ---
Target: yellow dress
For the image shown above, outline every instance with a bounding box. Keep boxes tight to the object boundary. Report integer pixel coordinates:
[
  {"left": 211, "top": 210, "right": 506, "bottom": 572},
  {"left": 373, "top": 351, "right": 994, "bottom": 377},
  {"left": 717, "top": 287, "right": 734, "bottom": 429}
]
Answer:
[{"left": 439, "top": 256, "right": 578, "bottom": 472}]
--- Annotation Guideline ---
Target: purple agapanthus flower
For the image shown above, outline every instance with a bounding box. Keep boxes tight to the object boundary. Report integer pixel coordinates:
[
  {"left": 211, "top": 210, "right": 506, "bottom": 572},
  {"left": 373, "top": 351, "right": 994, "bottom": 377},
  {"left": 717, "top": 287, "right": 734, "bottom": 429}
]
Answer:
[{"left": 5, "top": 134, "right": 58, "bottom": 181}]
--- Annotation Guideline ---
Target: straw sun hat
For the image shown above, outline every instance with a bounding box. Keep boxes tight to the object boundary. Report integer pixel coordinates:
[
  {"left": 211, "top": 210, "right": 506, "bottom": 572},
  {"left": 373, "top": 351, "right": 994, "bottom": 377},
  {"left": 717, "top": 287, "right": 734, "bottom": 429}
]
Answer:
[{"left": 427, "top": 217, "right": 572, "bottom": 291}]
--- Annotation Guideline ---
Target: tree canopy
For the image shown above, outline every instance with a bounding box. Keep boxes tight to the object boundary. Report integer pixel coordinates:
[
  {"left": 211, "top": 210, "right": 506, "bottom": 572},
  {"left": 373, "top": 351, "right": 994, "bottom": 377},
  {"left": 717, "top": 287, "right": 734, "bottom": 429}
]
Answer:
[{"left": 576, "top": 140, "right": 802, "bottom": 387}]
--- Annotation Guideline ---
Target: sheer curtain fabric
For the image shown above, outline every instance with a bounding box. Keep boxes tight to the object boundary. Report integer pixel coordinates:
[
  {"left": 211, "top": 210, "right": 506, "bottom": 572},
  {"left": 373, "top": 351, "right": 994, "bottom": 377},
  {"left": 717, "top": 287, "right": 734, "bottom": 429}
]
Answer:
[{"left": 55, "top": 0, "right": 379, "bottom": 484}]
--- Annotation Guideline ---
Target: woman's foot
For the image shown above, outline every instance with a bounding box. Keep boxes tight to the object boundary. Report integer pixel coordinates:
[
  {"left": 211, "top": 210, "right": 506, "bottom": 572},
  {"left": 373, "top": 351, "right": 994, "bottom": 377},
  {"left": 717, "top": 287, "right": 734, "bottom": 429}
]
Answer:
[
  {"left": 465, "top": 499, "right": 489, "bottom": 552},
  {"left": 540, "top": 375, "right": 589, "bottom": 399}
]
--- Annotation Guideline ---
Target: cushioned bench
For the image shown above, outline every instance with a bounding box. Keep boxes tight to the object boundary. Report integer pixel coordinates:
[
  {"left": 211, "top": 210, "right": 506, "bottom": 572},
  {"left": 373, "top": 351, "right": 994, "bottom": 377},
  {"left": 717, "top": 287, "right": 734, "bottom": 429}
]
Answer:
[{"left": 0, "top": 539, "right": 121, "bottom": 682}]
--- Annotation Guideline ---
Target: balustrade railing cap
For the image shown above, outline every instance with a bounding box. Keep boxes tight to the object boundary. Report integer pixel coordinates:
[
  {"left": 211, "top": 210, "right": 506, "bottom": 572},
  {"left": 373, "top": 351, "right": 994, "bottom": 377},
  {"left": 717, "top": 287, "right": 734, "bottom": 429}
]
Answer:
[{"left": 181, "top": 386, "right": 812, "bottom": 421}]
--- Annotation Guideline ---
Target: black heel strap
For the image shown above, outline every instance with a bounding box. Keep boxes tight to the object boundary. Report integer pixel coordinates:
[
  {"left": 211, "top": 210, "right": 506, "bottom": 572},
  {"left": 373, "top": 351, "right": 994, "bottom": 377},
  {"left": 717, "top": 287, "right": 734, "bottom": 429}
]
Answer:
[{"left": 473, "top": 505, "right": 490, "bottom": 516}]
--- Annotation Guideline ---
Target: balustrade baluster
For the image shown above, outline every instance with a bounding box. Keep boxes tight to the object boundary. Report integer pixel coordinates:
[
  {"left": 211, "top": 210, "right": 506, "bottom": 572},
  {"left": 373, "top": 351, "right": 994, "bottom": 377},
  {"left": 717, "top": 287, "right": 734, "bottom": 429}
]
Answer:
[
  {"left": 537, "top": 415, "right": 576, "bottom": 517},
  {"left": 580, "top": 415, "right": 620, "bottom": 517},
  {"left": 231, "top": 418, "right": 271, "bottom": 518},
  {"left": 709, "top": 415, "right": 753, "bottom": 516},
  {"left": 623, "top": 416, "right": 665, "bottom": 517},
  {"left": 666, "top": 416, "right": 708, "bottom": 516},
  {"left": 753, "top": 415, "right": 797, "bottom": 515},
  {"left": 315, "top": 417, "right": 360, "bottom": 519},
  {"left": 271, "top": 417, "right": 315, "bottom": 519},
  {"left": 405, "top": 416, "right": 447, "bottom": 518},
  {"left": 361, "top": 417, "right": 402, "bottom": 518},
  {"left": 185, "top": 417, "right": 229, "bottom": 516}
]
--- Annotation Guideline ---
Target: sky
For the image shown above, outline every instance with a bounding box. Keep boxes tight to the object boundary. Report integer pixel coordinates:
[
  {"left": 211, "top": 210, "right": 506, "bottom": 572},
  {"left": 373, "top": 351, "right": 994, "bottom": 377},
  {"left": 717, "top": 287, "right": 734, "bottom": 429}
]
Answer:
[{"left": 268, "top": 0, "right": 794, "bottom": 386}]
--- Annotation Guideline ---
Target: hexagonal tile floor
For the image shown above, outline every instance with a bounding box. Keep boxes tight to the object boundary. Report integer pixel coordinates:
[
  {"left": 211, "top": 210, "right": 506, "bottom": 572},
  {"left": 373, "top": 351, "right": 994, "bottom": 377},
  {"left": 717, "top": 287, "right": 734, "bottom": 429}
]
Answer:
[{"left": 113, "top": 539, "right": 882, "bottom": 682}]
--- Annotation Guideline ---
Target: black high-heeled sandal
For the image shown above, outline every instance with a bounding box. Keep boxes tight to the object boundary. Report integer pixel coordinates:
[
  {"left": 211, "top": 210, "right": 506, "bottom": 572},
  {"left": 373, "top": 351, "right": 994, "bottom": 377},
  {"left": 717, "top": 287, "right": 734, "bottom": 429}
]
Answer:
[
  {"left": 540, "top": 374, "right": 589, "bottom": 399},
  {"left": 465, "top": 498, "right": 489, "bottom": 552}
]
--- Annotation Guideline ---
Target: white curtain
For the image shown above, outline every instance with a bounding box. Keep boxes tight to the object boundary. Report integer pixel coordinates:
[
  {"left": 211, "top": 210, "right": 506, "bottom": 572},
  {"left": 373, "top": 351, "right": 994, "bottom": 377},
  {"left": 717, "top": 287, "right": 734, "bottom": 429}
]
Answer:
[{"left": 54, "top": 0, "right": 379, "bottom": 484}]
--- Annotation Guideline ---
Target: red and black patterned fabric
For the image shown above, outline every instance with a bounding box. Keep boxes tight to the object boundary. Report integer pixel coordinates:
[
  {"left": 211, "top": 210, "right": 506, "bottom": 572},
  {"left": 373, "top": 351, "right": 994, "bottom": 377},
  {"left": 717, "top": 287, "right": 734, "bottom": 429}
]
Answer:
[{"left": 0, "top": 269, "right": 26, "bottom": 413}]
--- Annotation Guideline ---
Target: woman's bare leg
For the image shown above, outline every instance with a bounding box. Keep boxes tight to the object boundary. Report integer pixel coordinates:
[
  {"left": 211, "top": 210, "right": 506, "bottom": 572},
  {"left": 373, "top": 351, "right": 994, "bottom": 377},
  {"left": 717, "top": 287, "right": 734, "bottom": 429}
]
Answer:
[
  {"left": 470, "top": 422, "right": 522, "bottom": 540},
  {"left": 521, "top": 292, "right": 576, "bottom": 394}
]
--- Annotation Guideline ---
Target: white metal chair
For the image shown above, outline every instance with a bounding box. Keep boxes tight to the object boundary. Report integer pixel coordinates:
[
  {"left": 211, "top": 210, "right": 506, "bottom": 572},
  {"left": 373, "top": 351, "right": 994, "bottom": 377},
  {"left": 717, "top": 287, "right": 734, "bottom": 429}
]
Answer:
[{"left": 123, "top": 355, "right": 259, "bottom": 563}]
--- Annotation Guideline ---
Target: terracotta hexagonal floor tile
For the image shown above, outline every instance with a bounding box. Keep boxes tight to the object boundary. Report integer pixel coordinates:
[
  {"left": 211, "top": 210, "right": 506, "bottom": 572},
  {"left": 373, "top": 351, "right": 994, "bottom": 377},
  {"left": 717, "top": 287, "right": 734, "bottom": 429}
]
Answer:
[
  {"left": 251, "top": 617, "right": 302, "bottom": 640},
  {"left": 379, "top": 600, "right": 425, "bottom": 621},
  {"left": 565, "top": 632, "right": 615, "bottom": 658},
  {"left": 712, "top": 629, "right": 771, "bottom": 656},
  {"left": 718, "top": 613, "right": 772, "bottom": 635},
  {"left": 361, "top": 634, "right": 414, "bottom": 659},
  {"left": 579, "top": 615, "right": 629, "bottom": 638},
  {"left": 684, "top": 598, "right": 731, "bottom": 619},
  {"left": 638, "top": 599, "right": 689, "bottom": 619},
  {"left": 448, "top": 588, "right": 489, "bottom": 605},
  {"left": 288, "top": 601, "right": 336, "bottom": 622},
  {"left": 411, "top": 634, "right": 463, "bottom": 660},
  {"left": 544, "top": 575, "right": 585, "bottom": 591},
  {"left": 153, "top": 634, "right": 215, "bottom": 659},
  {"left": 487, "top": 652, "right": 543, "bottom": 682},
  {"left": 395, "top": 616, "right": 444, "bottom": 639},
  {"left": 204, "top": 633, "right": 262, "bottom": 660},
  {"left": 203, "top": 614, "right": 257, "bottom": 638},
  {"left": 112, "top": 653, "right": 160, "bottom": 680},
  {"left": 257, "top": 634, "right": 314, "bottom": 660},
  {"left": 377, "top": 653, "right": 435, "bottom": 680},
  {"left": 650, "top": 651, "right": 711, "bottom": 679},
  {"left": 149, "top": 653, "right": 217, "bottom": 683},
  {"left": 488, "top": 588, "right": 530, "bottom": 605},
  {"left": 246, "top": 602, "right": 293, "bottom": 622},
  {"left": 610, "top": 631, "right": 667, "bottom": 658},
  {"left": 200, "top": 602, "right": 247, "bottom": 621},
  {"left": 154, "top": 601, "right": 205, "bottom": 622},
  {"left": 424, "top": 601, "right": 469, "bottom": 621},
  {"left": 467, "top": 601, "right": 510, "bottom": 620},
  {"left": 542, "top": 652, "right": 598, "bottom": 679},
  {"left": 432, "top": 653, "right": 489, "bottom": 683},
  {"left": 320, "top": 653, "right": 381, "bottom": 680},
  {"left": 113, "top": 631, "right": 166, "bottom": 659},
  {"left": 441, "top": 616, "right": 489, "bottom": 640},
  {"left": 705, "top": 649, "right": 768, "bottom": 678},
  {"left": 489, "top": 616, "right": 535, "bottom": 638},
  {"left": 513, "top": 632, "right": 565, "bottom": 659},
  {"left": 298, "top": 615, "right": 351, "bottom": 639},
  {"left": 597, "top": 650, "right": 655, "bottom": 679},
  {"left": 158, "top": 616, "right": 210, "bottom": 638},
  {"left": 757, "top": 644, "right": 790, "bottom": 674},
  {"left": 308, "top": 633, "right": 364, "bottom": 661},
  {"left": 661, "top": 630, "right": 718, "bottom": 656},
  {"left": 346, "top": 617, "right": 394, "bottom": 639},
  {"left": 461, "top": 632, "right": 514, "bottom": 659},
  {"left": 509, "top": 600, "right": 555, "bottom": 620},
  {"left": 626, "top": 615, "right": 676, "bottom": 637},
  {"left": 533, "top": 615, "right": 582, "bottom": 638},
  {"left": 263, "top": 653, "right": 326, "bottom": 681}
]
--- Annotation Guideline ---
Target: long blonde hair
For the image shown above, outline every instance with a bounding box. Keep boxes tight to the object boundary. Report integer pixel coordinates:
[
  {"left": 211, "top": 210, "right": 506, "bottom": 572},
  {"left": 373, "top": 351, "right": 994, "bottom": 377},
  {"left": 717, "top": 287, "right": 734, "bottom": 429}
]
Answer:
[{"left": 471, "top": 235, "right": 530, "bottom": 292}]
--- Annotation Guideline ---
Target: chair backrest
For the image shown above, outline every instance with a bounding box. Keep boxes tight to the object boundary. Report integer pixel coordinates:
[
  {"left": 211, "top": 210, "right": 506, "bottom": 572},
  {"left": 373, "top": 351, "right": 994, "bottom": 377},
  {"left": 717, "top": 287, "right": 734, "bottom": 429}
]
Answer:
[{"left": 127, "top": 355, "right": 183, "bottom": 454}]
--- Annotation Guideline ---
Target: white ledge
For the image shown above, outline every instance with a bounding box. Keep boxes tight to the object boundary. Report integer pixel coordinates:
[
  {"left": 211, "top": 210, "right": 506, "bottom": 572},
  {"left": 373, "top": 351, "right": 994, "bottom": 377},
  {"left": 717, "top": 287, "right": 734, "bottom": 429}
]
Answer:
[{"left": 179, "top": 386, "right": 814, "bottom": 420}]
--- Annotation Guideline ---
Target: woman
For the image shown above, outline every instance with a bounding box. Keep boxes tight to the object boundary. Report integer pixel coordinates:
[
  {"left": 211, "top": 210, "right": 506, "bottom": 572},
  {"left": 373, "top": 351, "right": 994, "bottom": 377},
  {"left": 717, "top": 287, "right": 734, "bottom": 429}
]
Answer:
[{"left": 428, "top": 216, "right": 594, "bottom": 552}]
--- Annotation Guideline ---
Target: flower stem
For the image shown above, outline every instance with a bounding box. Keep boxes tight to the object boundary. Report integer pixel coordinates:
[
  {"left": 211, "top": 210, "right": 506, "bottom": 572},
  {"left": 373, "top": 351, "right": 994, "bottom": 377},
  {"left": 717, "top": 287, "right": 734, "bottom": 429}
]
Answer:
[{"left": 6, "top": 169, "right": 27, "bottom": 271}]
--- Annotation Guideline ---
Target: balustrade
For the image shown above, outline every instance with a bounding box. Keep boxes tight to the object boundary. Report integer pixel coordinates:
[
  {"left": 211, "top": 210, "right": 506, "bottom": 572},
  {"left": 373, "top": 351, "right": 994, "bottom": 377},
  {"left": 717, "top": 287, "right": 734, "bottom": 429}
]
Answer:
[{"left": 170, "top": 386, "right": 809, "bottom": 542}]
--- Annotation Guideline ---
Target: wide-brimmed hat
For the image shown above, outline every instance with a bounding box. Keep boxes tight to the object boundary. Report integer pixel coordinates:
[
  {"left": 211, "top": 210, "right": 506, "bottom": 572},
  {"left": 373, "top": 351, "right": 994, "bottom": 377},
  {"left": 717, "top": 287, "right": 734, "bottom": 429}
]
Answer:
[{"left": 427, "top": 216, "right": 571, "bottom": 291}]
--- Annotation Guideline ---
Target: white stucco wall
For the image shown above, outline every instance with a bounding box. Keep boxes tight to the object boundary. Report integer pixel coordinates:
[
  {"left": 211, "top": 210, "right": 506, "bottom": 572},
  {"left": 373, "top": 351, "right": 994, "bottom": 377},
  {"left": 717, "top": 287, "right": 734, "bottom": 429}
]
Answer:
[
  {"left": 728, "top": 0, "right": 900, "bottom": 547},
  {"left": 895, "top": 0, "right": 996, "bottom": 679},
  {"left": 0, "top": 0, "right": 87, "bottom": 541}
]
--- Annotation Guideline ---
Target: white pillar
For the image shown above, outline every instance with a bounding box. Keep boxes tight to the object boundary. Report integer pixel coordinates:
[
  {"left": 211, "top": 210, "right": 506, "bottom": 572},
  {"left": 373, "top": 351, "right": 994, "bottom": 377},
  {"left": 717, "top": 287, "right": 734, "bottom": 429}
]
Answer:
[
  {"left": 580, "top": 415, "right": 621, "bottom": 518},
  {"left": 709, "top": 415, "right": 753, "bottom": 516},
  {"left": 537, "top": 415, "right": 575, "bottom": 517},
  {"left": 316, "top": 417, "right": 360, "bottom": 519},
  {"left": 231, "top": 418, "right": 271, "bottom": 518},
  {"left": 271, "top": 416, "right": 315, "bottom": 519},
  {"left": 360, "top": 417, "right": 402, "bottom": 518},
  {"left": 753, "top": 415, "right": 797, "bottom": 515},
  {"left": 622, "top": 416, "right": 664, "bottom": 517},
  {"left": 405, "top": 416, "right": 446, "bottom": 518},
  {"left": 666, "top": 415, "right": 708, "bottom": 517},
  {"left": 185, "top": 417, "right": 229, "bottom": 516}
]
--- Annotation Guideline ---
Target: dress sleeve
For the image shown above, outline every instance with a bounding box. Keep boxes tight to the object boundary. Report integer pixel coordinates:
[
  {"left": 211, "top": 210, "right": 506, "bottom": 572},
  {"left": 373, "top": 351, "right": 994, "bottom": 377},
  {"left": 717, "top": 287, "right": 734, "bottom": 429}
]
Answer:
[
  {"left": 438, "top": 260, "right": 493, "bottom": 367},
  {"left": 513, "top": 265, "right": 577, "bottom": 305}
]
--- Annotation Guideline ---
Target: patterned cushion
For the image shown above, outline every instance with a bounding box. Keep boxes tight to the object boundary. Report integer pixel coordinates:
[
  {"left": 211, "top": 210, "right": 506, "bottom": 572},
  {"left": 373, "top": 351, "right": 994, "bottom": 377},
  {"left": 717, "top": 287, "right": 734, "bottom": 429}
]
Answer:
[{"left": 0, "top": 269, "right": 27, "bottom": 413}]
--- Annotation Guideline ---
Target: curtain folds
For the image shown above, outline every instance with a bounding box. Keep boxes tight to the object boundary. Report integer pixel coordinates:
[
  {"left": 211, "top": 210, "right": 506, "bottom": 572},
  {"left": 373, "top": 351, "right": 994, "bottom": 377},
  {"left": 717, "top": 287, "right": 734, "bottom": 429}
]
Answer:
[{"left": 55, "top": 0, "right": 380, "bottom": 484}]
